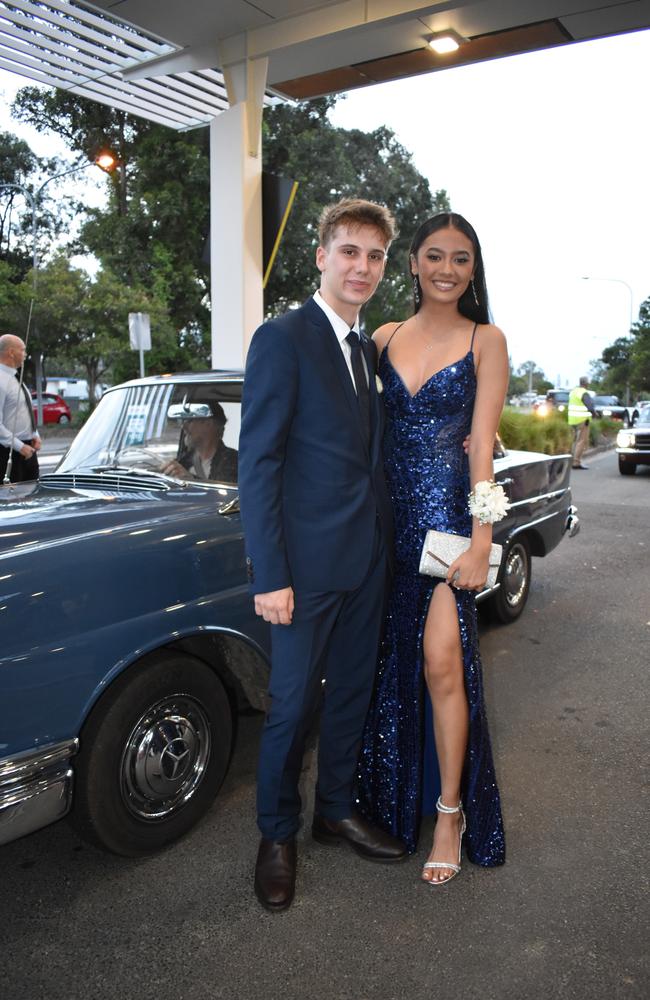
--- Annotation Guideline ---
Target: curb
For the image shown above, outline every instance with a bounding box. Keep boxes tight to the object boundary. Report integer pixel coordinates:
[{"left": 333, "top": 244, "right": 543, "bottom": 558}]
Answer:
[{"left": 584, "top": 440, "right": 616, "bottom": 459}]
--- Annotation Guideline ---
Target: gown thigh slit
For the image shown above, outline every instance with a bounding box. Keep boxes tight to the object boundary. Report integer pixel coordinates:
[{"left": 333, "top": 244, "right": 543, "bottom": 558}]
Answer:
[{"left": 356, "top": 342, "right": 505, "bottom": 867}]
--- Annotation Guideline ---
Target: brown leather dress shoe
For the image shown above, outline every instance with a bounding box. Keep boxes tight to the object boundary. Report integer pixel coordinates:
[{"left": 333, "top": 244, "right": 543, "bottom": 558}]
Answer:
[
  {"left": 312, "top": 811, "right": 407, "bottom": 862},
  {"left": 254, "top": 837, "right": 297, "bottom": 912}
]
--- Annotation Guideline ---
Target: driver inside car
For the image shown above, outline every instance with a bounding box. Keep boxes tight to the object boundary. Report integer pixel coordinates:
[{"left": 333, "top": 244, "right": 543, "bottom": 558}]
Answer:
[{"left": 162, "top": 400, "right": 238, "bottom": 484}]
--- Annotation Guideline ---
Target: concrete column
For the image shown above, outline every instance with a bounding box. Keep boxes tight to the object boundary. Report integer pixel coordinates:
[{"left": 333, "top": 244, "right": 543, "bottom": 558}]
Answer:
[{"left": 209, "top": 57, "right": 268, "bottom": 369}]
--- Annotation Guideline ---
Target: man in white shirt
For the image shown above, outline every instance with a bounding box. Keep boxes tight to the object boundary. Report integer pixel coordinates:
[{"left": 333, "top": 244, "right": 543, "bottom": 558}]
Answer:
[{"left": 0, "top": 334, "right": 41, "bottom": 483}]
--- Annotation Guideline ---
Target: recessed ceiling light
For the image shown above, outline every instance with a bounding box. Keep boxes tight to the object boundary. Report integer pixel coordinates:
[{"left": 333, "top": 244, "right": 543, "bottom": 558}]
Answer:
[{"left": 427, "top": 30, "right": 466, "bottom": 55}]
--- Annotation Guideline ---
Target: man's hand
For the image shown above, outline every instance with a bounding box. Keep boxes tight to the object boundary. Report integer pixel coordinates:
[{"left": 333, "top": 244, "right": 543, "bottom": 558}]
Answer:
[
  {"left": 254, "top": 587, "right": 294, "bottom": 626},
  {"left": 32, "top": 438, "right": 42, "bottom": 452},
  {"left": 19, "top": 443, "right": 35, "bottom": 459},
  {"left": 161, "top": 459, "right": 191, "bottom": 478}
]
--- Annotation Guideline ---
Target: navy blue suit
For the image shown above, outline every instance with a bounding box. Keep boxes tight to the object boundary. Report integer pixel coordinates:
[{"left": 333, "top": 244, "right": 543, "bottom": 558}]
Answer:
[{"left": 239, "top": 296, "right": 393, "bottom": 839}]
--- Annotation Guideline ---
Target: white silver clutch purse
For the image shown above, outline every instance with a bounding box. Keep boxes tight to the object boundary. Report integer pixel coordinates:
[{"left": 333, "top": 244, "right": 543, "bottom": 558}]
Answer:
[{"left": 419, "top": 529, "right": 502, "bottom": 589}]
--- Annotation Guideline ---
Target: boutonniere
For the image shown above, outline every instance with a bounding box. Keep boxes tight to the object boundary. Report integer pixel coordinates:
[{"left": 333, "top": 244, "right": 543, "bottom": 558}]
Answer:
[{"left": 375, "top": 375, "right": 384, "bottom": 394}]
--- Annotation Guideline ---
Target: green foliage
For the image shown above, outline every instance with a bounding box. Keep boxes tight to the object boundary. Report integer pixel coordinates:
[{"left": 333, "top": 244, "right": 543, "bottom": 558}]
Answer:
[
  {"left": 589, "top": 417, "right": 619, "bottom": 445},
  {"left": 0, "top": 259, "right": 31, "bottom": 332},
  {"left": 0, "top": 130, "right": 62, "bottom": 279},
  {"left": 498, "top": 408, "right": 573, "bottom": 454},
  {"left": 12, "top": 90, "right": 211, "bottom": 349},
  {"left": 0, "top": 254, "right": 198, "bottom": 404},
  {"left": 595, "top": 294, "right": 650, "bottom": 400},
  {"left": 262, "top": 98, "right": 447, "bottom": 329}
]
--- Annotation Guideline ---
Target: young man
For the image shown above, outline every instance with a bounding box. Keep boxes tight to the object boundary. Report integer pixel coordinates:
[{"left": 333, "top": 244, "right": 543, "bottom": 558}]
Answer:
[{"left": 239, "top": 199, "right": 406, "bottom": 912}]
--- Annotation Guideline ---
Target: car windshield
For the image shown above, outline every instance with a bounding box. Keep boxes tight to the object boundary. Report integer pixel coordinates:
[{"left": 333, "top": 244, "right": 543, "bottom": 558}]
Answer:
[
  {"left": 593, "top": 395, "right": 619, "bottom": 405},
  {"left": 57, "top": 381, "right": 242, "bottom": 486},
  {"left": 635, "top": 410, "right": 650, "bottom": 427}
]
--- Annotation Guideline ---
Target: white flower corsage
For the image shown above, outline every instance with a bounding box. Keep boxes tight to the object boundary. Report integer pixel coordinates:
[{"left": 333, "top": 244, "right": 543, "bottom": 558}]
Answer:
[
  {"left": 468, "top": 479, "right": 510, "bottom": 525},
  {"left": 375, "top": 375, "right": 384, "bottom": 394}
]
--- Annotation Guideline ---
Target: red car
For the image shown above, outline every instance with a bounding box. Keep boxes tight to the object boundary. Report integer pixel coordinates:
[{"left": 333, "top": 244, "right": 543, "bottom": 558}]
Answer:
[{"left": 31, "top": 392, "right": 72, "bottom": 425}]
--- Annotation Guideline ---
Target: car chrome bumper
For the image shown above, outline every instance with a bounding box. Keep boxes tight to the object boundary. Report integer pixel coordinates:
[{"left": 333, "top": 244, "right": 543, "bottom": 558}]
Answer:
[
  {"left": 0, "top": 739, "right": 78, "bottom": 847},
  {"left": 565, "top": 504, "right": 580, "bottom": 538}
]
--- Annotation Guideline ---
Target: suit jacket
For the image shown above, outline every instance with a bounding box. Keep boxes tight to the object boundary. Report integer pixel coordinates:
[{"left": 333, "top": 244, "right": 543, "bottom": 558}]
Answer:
[{"left": 239, "top": 296, "right": 393, "bottom": 595}]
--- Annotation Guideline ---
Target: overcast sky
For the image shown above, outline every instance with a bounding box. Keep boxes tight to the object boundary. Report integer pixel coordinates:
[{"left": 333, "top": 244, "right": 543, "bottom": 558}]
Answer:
[
  {"left": 330, "top": 28, "right": 650, "bottom": 387},
  {"left": 2, "top": 27, "right": 649, "bottom": 388}
]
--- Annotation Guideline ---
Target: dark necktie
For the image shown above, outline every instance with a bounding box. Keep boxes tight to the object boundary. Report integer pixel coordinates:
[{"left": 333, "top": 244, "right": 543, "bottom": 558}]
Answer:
[
  {"left": 21, "top": 383, "right": 37, "bottom": 433},
  {"left": 345, "top": 330, "right": 370, "bottom": 447}
]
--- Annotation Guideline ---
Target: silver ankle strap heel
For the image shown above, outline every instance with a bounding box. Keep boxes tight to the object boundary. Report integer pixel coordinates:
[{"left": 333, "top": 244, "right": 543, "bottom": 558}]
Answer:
[{"left": 422, "top": 796, "right": 467, "bottom": 886}]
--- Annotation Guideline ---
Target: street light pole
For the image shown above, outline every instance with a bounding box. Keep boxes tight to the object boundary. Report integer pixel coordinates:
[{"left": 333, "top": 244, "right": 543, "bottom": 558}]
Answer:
[
  {"left": 0, "top": 155, "right": 119, "bottom": 426},
  {"left": 581, "top": 275, "right": 635, "bottom": 404}
]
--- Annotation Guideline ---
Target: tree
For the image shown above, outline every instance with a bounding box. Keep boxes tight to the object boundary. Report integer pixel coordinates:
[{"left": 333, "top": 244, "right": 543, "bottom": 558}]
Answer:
[
  {"left": 629, "top": 295, "right": 650, "bottom": 396},
  {"left": 2, "top": 254, "right": 195, "bottom": 403},
  {"left": 262, "top": 99, "right": 448, "bottom": 328},
  {"left": 12, "top": 88, "right": 448, "bottom": 358},
  {"left": 595, "top": 295, "right": 650, "bottom": 399},
  {"left": 0, "top": 131, "right": 63, "bottom": 280},
  {"left": 596, "top": 337, "right": 632, "bottom": 397},
  {"left": 508, "top": 361, "right": 551, "bottom": 396},
  {"left": 12, "top": 90, "right": 211, "bottom": 342}
]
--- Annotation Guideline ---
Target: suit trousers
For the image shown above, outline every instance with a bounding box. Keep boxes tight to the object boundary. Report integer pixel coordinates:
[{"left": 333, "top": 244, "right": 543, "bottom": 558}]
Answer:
[
  {"left": 0, "top": 443, "right": 39, "bottom": 483},
  {"left": 257, "top": 520, "right": 387, "bottom": 840}
]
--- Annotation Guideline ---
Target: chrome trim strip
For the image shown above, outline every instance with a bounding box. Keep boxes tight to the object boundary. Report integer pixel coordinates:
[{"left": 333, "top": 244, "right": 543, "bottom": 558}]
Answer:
[
  {"left": 510, "top": 509, "right": 562, "bottom": 534},
  {"left": 616, "top": 448, "right": 650, "bottom": 455},
  {"left": 507, "top": 487, "right": 567, "bottom": 509},
  {"left": 0, "top": 739, "right": 78, "bottom": 846},
  {"left": 0, "top": 739, "right": 78, "bottom": 782}
]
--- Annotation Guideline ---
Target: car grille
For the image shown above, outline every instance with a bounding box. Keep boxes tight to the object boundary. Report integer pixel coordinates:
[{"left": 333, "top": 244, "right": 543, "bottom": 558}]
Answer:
[
  {"left": 634, "top": 433, "right": 650, "bottom": 448},
  {"left": 40, "top": 472, "right": 170, "bottom": 492}
]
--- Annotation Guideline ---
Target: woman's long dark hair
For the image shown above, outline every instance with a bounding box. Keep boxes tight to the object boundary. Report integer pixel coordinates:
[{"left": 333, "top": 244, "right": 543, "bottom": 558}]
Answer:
[{"left": 410, "top": 212, "right": 491, "bottom": 324}]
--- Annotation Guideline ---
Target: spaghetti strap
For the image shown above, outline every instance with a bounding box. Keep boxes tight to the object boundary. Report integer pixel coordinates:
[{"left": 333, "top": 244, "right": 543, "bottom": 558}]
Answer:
[
  {"left": 469, "top": 322, "right": 478, "bottom": 353},
  {"left": 385, "top": 321, "right": 406, "bottom": 353}
]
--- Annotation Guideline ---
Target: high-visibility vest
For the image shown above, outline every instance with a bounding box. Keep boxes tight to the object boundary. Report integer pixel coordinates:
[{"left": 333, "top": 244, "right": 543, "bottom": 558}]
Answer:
[{"left": 568, "top": 386, "right": 591, "bottom": 425}]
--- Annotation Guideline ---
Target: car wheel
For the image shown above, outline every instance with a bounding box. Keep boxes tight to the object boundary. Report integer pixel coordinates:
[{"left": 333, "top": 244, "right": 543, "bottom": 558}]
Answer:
[
  {"left": 58, "top": 413, "right": 71, "bottom": 424},
  {"left": 488, "top": 536, "right": 531, "bottom": 624},
  {"left": 618, "top": 457, "right": 636, "bottom": 476},
  {"left": 72, "top": 651, "right": 233, "bottom": 856}
]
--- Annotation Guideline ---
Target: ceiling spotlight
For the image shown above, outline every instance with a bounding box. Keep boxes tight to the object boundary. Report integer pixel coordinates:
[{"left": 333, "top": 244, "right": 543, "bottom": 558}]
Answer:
[{"left": 427, "top": 30, "right": 466, "bottom": 55}]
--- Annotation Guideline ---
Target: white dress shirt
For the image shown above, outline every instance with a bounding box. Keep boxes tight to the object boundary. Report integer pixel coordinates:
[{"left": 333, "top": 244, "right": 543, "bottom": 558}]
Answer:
[
  {"left": 313, "top": 290, "right": 369, "bottom": 390},
  {"left": 0, "top": 363, "right": 39, "bottom": 451}
]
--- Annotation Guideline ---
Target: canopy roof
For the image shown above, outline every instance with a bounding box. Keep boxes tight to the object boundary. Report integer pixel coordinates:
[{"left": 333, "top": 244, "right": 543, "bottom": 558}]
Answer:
[{"left": 1, "top": 1, "right": 648, "bottom": 128}]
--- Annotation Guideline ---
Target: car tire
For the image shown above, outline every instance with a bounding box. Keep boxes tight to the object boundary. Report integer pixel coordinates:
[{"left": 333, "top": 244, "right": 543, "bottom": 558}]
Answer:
[
  {"left": 72, "top": 651, "right": 233, "bottom": 856},
  {"left": 488, "top": 536, "right": 531, "bottom": 624},
  {"left": 58, "top": 414, "right": 71, "bottom": 424},
  {"left": 618, "top": 457, "right": 636, "bottom": 476}
]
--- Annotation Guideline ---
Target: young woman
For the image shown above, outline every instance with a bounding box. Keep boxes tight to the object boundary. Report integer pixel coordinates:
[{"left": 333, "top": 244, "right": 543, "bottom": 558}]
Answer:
[{"left": 357, "top": 213, "right": 509, "bottom": 884}]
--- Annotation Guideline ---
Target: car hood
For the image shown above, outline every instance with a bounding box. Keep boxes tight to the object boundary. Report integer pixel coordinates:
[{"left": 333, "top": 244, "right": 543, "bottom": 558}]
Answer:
[{"left": 0, "top": 474, "right": 232, "bottom": 558}]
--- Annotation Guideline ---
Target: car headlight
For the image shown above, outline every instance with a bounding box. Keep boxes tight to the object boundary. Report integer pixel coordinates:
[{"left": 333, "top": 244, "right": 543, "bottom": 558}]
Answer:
[
  {"left": 617, "top": 430, "right": 635, "bottom": 447},
  {"left": 602, "top": 408, "right": 612, "bottom": 416},
  {"left": 535, "top": 403, "right": 549, "bottom": 418},
  {"left": 558, "top": 404, "right": 566, "bottom": 412}
]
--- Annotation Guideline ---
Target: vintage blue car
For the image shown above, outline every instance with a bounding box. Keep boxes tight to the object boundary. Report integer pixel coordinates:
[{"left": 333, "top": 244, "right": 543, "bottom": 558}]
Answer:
[{"left": 0, "top": 373, "right": 579, "bottom": 855}]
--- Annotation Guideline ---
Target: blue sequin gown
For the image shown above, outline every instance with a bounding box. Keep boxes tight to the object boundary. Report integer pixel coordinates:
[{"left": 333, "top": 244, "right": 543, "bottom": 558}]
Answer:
[{"left": 356, "top": 340, "right": 506, "bottom": 866}]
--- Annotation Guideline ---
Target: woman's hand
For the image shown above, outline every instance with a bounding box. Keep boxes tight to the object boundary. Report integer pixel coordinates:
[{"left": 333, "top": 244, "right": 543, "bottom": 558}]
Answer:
[{"left": 447, "top": 545, "right": 489, "bottom": 592}]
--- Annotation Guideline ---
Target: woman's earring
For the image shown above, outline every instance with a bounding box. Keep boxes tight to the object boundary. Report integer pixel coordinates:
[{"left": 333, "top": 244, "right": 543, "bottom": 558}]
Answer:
[
  {"left": 413, "top": 274, "right": 422, "bottom": 309},
  {"left": 471, "top": 279, "right": 479, "bottom": 306}
]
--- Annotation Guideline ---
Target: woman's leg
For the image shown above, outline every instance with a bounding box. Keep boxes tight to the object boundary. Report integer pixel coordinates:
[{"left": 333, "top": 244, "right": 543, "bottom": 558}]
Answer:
[{"left": 421, "top": 582, "right": 468, "bottom": 882}]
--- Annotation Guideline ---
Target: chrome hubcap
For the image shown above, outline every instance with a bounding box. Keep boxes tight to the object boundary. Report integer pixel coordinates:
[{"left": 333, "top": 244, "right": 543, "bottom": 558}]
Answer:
[
  {"left": 504, "top": 546, "right": 528, "bottom": 607},
  {"left": 120, "top": 694, "right": 211, "bottom": 820}
]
